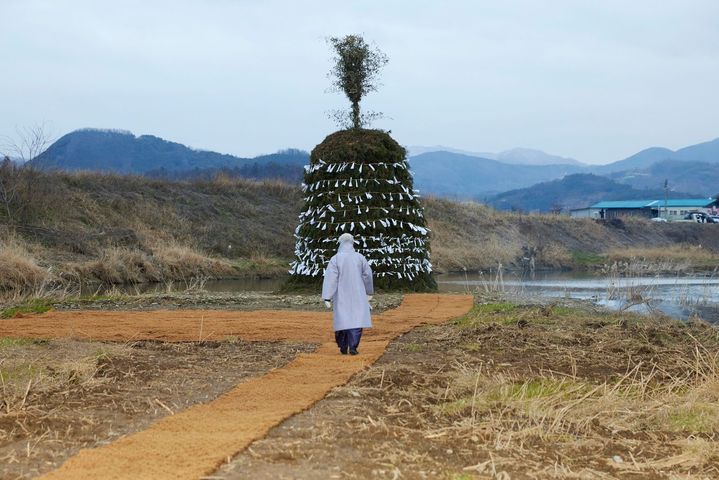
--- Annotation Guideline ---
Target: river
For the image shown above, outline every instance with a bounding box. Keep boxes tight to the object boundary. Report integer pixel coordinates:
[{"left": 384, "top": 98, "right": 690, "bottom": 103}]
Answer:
[
  {"left": 437, "top": 271, "right": 719, "bottom": 322},
  {"left": 90, "top": 271, "right": 719, "bottom": 322}
]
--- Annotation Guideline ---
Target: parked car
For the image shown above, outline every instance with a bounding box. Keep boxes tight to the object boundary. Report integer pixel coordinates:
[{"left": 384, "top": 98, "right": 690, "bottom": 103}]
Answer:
[
  {"left": 651, "top": 217, "right": 668, "bottom": 222},
  {"left": 683, "top": 211, "right": 718, "bottom": 223}
]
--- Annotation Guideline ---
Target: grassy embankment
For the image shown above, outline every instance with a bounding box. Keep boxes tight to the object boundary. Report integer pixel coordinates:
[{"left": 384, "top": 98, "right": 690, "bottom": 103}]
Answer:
[
  {"left": 426, "top": 197, "right": 719, "bottom": 273},
  {"left": 0, "top": 170, "right": 299, "bottom": 298},
  {"left": 2, "top": 170, "right": 719, "bottom": 298}
]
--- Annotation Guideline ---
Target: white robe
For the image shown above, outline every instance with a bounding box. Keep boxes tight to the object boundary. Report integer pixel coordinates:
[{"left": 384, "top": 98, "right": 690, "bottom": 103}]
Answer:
[{"left": 322, "top": 242, "right": 374, "bottom": 331}]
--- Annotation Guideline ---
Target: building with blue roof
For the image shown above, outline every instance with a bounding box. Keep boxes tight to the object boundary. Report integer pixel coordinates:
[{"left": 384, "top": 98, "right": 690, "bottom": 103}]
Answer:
[{"left": 570, "top": 198, "right": 717, "bottom": 220}]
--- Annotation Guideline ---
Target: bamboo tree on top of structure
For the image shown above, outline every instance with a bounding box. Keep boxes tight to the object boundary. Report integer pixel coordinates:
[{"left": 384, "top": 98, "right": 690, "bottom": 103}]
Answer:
[{"left": 289, "top": 35, "right": 436, "bottom": 291}]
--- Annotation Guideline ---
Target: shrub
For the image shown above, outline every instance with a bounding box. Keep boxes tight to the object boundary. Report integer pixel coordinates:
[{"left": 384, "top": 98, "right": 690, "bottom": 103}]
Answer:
[
  {"left": 70, "top": 247, "right": 160, "bottom": 284},
  {"left": 0, "top": 237, "right": 50, "bottom": 291},
  {"left": 153, "top": 243, "right": 236, "bottom": 280}
]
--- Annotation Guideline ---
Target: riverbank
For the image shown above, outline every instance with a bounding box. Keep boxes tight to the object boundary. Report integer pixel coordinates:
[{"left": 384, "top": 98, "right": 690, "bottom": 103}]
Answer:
[
  {"left": 2, "top": 171, "right": 719, "bottom": 296},
  {"left": 0, "top": 291, "right": 404, "bottom": 319},
  {"left": 426, "top": 197, "right": 719, "bottom": 274}
]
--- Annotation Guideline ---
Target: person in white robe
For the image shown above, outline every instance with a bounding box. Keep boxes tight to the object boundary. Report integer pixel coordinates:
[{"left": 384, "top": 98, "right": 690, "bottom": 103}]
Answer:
[{"left": 322, "top": 233, "right": 374, "bottom": 355}]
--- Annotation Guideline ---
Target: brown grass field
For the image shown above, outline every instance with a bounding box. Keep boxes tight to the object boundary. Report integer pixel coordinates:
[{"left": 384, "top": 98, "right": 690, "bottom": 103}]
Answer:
[
  {"left": 219, "top": 301, "right": 719, "bottom": 479},
  {"left": 1, "top": 293, "right": 718, "bottom": 479},
  {"left": 0, "top": 294, "right": 473, "bottom": 479}
]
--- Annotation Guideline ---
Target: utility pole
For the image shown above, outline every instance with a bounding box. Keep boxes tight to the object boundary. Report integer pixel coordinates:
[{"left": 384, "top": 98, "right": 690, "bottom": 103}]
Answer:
[{"left": 664, "top": 179, "right": 669, "bottom": 220}]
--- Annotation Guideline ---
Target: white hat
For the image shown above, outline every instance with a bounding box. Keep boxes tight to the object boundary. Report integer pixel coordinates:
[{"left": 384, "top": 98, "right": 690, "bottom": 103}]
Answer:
[{"left": 338, "top": 233, "right": 354, "bottom": 244}]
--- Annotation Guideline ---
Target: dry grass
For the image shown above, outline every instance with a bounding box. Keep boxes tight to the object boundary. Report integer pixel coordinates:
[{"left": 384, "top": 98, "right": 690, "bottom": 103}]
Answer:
[
  {"left": 432, "top": 353, "right": 719, "bottom": 477},
  {"left": 424, "top": 198, "right": 523, "bottom": 272},
  {"left": 423, "top": 197, "right": 595, "bottom": 272},
  {"left": 537, "top": 242, "right": 573, "bottom": 268},
  {"left": 422, "top": 197, "right": 719, "bottom": 273},
  {"left": 438, "top": 305, "right": 719, "bottom": 477},
  {"left": 444, "top": 348, "right": 719, "bottom": 436},
  {"left": 309, "top": 301, "right": 719, "bottom": 479},
  {"left": 0, "top": 339, "right": 127, "bottom": 416},
  {"left": 152, "top": 242, "right": 236, "bottom": 280},
  {"left": 65, "top": 244, "right": 236, "bottom": 285},
  {"left": 5, "top": 170, "right": 304, "bottom": 288},
  {"left": 0, "top": 237, "right": 50, "bottom": 292},
  {"left": 3, "top": 170, "right": 719, "bottom": 293},
  {"left": 606, "top": 245, "right": 719, "bottom": 272},
  {"left": 4, "top": 168, "right": 301, "bottom": 256},
  {"left": 68, "top": 247, "right": 161, "bottom": 284}
]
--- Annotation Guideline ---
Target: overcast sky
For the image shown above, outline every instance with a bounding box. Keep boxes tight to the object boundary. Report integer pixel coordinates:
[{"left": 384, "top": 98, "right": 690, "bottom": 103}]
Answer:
[{"left": 1, "top": 0, "right": 718, "bottom": 164}]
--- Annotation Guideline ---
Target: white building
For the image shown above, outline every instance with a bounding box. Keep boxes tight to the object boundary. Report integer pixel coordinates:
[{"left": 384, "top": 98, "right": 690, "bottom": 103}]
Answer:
[{"left": 570, "top": 198, "right": 718, "bottom": 221}]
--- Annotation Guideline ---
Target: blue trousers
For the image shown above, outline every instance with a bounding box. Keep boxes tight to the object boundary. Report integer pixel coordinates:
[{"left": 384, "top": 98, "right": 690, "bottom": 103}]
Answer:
[{"left": 335, "top": 328, "right": 363, "bottom": 354}]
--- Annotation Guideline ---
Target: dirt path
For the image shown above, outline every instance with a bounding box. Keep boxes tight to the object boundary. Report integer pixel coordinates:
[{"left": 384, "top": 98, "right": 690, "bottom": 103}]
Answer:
[
  {"left": 0, "top": 339, "right": 314, "bottom": 480},
  {"left": 0, "top": 309, "right": 329, "bottom": 343},
  {"left": 1, "top": 294, "right": 473, "bottom": 480}
]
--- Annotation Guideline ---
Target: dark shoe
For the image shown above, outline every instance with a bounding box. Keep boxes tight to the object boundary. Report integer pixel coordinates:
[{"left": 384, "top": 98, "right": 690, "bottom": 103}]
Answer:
[
  {"left": 340, "top": 347, "right": 348, "bottom": 355},
  {"left": 349, "top": 349, "right": 359, "bottom": 355}
]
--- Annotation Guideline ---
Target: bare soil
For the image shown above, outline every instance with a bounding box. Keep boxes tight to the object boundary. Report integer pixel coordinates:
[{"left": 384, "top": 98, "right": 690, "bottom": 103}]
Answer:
[
  {"left": 1, "top": 294, "right": 473, "bottom": 480},
  {"left": 0, "top": 338, "right": 314, "bottom": 480},
  {"left": 50, "top": 291, "right": 403, "bottom": 313},
  {"left": 5, "top": 295, "right": 715, "bottom": 479},
  {"left": 213, "top": 303, "right": 719, "bottom": 480}
]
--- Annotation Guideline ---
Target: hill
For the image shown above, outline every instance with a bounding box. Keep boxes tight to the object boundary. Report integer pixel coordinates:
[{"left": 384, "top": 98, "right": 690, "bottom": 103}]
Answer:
[
  {"left": 145, "top": 149, "right": 308, "bottom": 183},
  {"left": 673, "top": 137, "right": 719, "bottom": 163},
  {"left": 409, "top": 151, "right": 583, "bottom": 198},
  {"left": 610, "top": 160, "right": 718, "bottom": 197},
  {"left": 487, "top": 173, "right": 695, "bottom": 212},
  {"left": 408, "top": 146, "right": 583, "bottom": 165},
  {"left": 407, "top": 138, "right": 718, "bottom": 199},
  {"left": 597, "top": 138, "right": 719, "bottom": 173},
  {"left": 29, "top": 129, "right": 309, "bottom": 181},
  {"left": 30, "top": 129, "right": 243, "bottom": 173},
  {"left": 495, "top": 147, "right": 583, "bottom": 166}
]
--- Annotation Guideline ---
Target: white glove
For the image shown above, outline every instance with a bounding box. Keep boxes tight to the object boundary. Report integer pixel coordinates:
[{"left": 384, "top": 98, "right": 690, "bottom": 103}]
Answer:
[{"left": 324, "top": 300, "right": 332, "bottom": 309}]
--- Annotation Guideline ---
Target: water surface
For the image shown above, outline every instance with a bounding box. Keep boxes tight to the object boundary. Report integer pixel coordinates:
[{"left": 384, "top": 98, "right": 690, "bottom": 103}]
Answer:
[
  {"left": 437, "top": 271, "right": 719, "bottom": 322},
  {"left": 87, "top": 270, "right": 719, "bottom": 322}
]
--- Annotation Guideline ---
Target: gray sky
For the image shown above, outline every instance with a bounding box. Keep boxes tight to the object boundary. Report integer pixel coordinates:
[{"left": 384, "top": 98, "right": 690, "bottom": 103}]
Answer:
[{"left": 2, "top": 0, "right": 718, "bottom": 164}]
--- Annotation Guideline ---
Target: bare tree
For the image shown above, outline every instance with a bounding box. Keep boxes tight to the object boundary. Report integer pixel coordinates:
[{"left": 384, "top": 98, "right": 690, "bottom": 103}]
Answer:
[
  {"left": 327, "top": 35, "right": 388, "bottom": 129},
  {"left": 0, "top": 124, "right": 52, "bottom": 222},
  {"left": 0, "top": 123, "right": 52, "bottom": 163},
  {"left": 0, "top": 156, "right": 19, "bottom": 220}
]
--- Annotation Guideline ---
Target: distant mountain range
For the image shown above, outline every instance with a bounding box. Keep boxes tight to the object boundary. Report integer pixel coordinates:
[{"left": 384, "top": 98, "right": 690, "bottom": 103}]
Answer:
[
  {"left": 608, "top": 160, "right": 718, "bottom": 198},
  {"left": 29, "top": 129, "right": 308, "bottom": 182},
  {"left": 408, "top": 151, "right": 583, "bottom": 198},
  {"left": 26, "top": 128, "right": 719, "bottom": 211},
  {"left": 487, "top": 174, "right": 695, "bottom": 212},
  {"left": 409, "top": 139, "right": 719, "bottom": 206},
  {"left": 593, "top": 138, "right": 719, "bottom": 173},
  {"left": 408, "top": 145, "right": 584, "bottom": 166}
]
